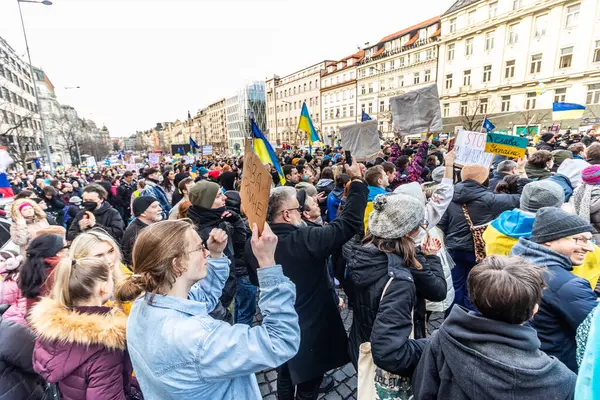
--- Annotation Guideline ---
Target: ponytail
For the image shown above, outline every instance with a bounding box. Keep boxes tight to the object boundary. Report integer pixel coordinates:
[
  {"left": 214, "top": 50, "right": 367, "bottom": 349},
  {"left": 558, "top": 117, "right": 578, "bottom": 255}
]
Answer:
[
  {"left": 115, "top": 275, "right": 144, "bottom": 304},
  {"left": 19, "top": 234, "right": 64, "bottom": 298},
  {"left": 52, "top": 257, "right": 110, "bottom": 307}
]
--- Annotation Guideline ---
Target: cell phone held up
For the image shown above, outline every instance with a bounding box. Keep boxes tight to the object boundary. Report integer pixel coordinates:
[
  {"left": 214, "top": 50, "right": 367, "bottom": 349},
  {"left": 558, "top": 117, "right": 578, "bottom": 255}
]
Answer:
[{"left": 345, "top": 150, "right": 353, "bottom": 166}]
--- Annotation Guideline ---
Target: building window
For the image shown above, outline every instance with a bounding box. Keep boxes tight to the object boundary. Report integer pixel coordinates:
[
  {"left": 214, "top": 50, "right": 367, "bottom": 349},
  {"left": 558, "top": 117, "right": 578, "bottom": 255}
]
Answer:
[
  {"left": 559, "top": 46, "right": 573, "bottom": 68},
  {"left": 463, "top": 70, "right": 471, "bottom": 86},
  {"left": 426, "top": 48, "right": 433, "bottom": 60},
  {"left": 368, "top": 103, "right": 373, "bottom": 114},
  {"left": 508, "top": 24, "right": 519, "bottom": 45},
  {"left": 342, "top": 106, "right": 347, "bottom": 118},
  {"left": 535, "top": 14, "right": 548, "bottom": 37},
  {"left": 413, "top": 72, "right": 420, "bottom": 84},
  {"left": 360, "top": 69, "right": 366, "bottom": 78},
  {"left": 505, "top": 60, "right": 515, "bottom": 78},
  {"left": 309, "top": 81, "right": 312, "bottom": 90},
  {"left": 350, "top": 105, "right": 355, "bottom": 117},
  {"left": 361, "top": 85, "right": 366, "bottom": 95},
  {"left": 565, "top": 3, "right": 580, "bottom": 28},
  {"left": 586, "top": 83, "right": 600, "bottom": 104},
  {"left": 361, "top": 104, "right": 366, "bottom": 113},
  {"left": 443, "top": 103, "right": 450, "bottom": 117},
  {"left": 447, "top": 44, "right": 455, "bottom": 60},
  {"left": 522, "top": 54, "right": 540, "bottom": 77},
  {"left": 293, "top": 87, "right": 296, "bottom": 95},
  {"left": 399, "top": 75, "right": 404, "bottom": 87},
  {"left": 424, "top": 69, "right": 431, "bottom": 82},
  {"left": 489, "top": 1, "right": 498, "bottom": 18},
  {"left": 379, "top": 101, "right": 385, "bottom": 112},
  {"left": 449, "top": 18, "right": 456, "bottom": 33},
  {"left": 445, "top": 74, "right": 453, "bottom": 89},
  {"left": 465, "top": 38, "right": 474, "bottom": 56},
  {"left": 368, "top": 83, "right": 373, "bottom": 93},
  {"left": 594, "top": 40, "right": 600, "bottom": 63},
  {"left": 468, "top": 10, "right": 476, "bottom": 25},
  {"left": 415, "top": 52, "right": 421, "bottom": 63},
  {"left": 554, "top": 88, "right": 567, "bottom": 103},
  {"left": 399, "top": 56, "right": 405, "bottom": 67},
  {"left": 388, "top": 77, "right": 395, "bottom": 89},
  {"left": 483, "top": 65, "right": 492, "bottom": 82},
  {"left": 379, "top": 80, "right": 386, "bottom": 91},
  {"left": 485, "top": 31, "right": 495, "bottom": 51},
  {"left": 513, "top": 0, "right": 522, "bottom": 10},
  {"left": 525, "top": 92, "right": 536, "bottom": 110},
  {"left": 479, "top": 98, "right": 488, "bottom": 114},
  {"left": 460, "top": 101, "right": 468, "bottom": 116}
]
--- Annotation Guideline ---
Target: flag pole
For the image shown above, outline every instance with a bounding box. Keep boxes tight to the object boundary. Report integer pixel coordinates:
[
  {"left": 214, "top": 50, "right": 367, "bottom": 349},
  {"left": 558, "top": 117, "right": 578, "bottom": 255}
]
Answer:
[{"left": 480, "top": 114, "right": 487, "bottom": 133}]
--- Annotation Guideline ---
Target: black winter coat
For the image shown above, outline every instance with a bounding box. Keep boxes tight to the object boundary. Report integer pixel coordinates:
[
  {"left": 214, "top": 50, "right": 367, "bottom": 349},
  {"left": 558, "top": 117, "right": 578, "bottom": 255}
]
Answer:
[
  {"left": 44, "top": 194, "right": 65, "bottom": 225},
  {"left": 0, "top": 305, "right": 44, "bottom": 400},
  {"left": 438, "top": 179, "right": 521, "bottom": 252},
  {"left": 67, "top": 202, "right": 125, "bottom": 243},
  {"left": 187, "top": 206, "right": 247, "bottom": 322},
  {"left": 536, "top": 141, "right": 555, "bottom": 152},
  {"left": 488, "top": 171, "right": 510, "bottom": 192},
  {"left": 343, "top": 239, "right": 447, "bottom": 367},
  {"left": 120, "top": 218, "right": 148, "bottom": 266},
  {"left": 116, "top": 181, "right": 135, "bottom": 217},
  {"left": 247, "top": 180, "right": 368, "bottom": 384},
  {"left": 413, "top": 306, "right": 576, "bottom": 400}
]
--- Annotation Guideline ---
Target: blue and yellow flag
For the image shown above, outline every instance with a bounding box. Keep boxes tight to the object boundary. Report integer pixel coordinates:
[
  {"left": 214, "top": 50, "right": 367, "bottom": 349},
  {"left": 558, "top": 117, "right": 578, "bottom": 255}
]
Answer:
[
  {"left": 298, "top": 103, "right": 320, "bottom": 145},
  {"left": 251, "top": 119, "right": 286, "bottom": 185},
  {"left": 553, "top": 102, "right": 585, "bottom": 121}
]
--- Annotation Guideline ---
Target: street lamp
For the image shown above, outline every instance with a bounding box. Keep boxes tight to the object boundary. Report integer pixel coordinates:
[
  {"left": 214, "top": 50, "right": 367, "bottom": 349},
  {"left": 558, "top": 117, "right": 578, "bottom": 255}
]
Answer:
[{"left": 17, "top": 0, "right": 54, "bottom": 175}]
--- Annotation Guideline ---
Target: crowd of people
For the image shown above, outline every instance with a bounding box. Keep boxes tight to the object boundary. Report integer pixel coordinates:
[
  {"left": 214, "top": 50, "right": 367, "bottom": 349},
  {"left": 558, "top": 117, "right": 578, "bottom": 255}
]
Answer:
[{"left": 0, "top": 128, "right": 599, "bottom": 399}]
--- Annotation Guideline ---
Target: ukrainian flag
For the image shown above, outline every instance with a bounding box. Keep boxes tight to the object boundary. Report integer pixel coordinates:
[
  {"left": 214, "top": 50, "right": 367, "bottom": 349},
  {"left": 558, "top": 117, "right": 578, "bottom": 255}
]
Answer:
[
  {"left": 251, "top": 119, "right": 286, "bottom": 185},
  {"left": 553, "top": 102, "right": 585, "bottom": 121},
  {"left": 298, "top": 103, "right": 320, "bottom": 145}
]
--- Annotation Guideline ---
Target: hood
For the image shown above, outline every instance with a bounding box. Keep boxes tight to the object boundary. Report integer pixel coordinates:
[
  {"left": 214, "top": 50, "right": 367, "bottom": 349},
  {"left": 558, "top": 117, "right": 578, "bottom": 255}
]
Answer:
[
  {"left": 549, "top": 173, "right": 573, "bottom": 189},
  {"left": 452, "top": 180, "right": 490, "bottom": 204},
  {"left": 316, "top": 179, "right": 334, "bottom": 189},
  {"left": 437, "top": 306, "right": 569, "bottom": 397},
  {"left": 93, "top": 201, "right": 114, "bottom": 216},
  {"left": 510, "top": 238, "right": 573, "bottom": 271},
  {"left": 30, "top": 297, "right": 127, "bottom": 382},
  {"left": 367, "top": 185, "right": 387, "bottom": 201},
  {"left": 342, "top": 238, "right": 411, "bottom": 288},
  {"left": 393, "top": 182, "right": 426, "bottom": 204},
  {"left": 525, "top": 164, "right": 551, "bottom": 179},
  {"left": 490, "top": 209, "right": 535, "bottom": 239},
  {"left": 557, "top": 159, "right": 590, "bottom": 188}
]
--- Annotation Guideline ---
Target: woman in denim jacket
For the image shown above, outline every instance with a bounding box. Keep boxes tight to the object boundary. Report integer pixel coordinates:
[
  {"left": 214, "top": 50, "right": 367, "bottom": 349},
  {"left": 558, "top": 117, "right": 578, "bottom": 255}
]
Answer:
[{"left": 116, "top": 219, "right": 300, "bottom": 399}]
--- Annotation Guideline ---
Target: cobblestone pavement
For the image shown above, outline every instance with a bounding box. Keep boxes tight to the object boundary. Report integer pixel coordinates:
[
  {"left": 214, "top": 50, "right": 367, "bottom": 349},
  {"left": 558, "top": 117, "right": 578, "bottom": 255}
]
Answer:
[{"left": 254, "top": 290, "right": 357, "bottom": 399}]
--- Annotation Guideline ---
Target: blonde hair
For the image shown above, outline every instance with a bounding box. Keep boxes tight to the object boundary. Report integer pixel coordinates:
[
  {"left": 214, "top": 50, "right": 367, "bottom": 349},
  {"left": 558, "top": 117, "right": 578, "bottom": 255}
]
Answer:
[
  {"left": 52, "top": 257, "right": 110, "bottom": 307},
  {"left": 69, "top": 228, "right": 124, "bottom": 284},
  {"left": 115, "top": 219, "right": 196, "bottom": 304},
  {"left": 10, "top": 198, "right": 46, "bottom": 222}
]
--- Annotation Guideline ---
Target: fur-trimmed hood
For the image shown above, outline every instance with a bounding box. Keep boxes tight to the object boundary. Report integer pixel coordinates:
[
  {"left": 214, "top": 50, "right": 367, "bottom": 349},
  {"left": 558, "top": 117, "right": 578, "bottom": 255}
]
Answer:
[{"left": 29, "top": 297, "right": 127, "bottom": 351}]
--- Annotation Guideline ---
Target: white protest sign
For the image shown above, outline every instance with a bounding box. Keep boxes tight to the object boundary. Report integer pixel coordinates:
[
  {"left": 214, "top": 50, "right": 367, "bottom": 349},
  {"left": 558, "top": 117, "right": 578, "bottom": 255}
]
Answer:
[
  {"left": 454, "top": 129, "right": 493, "bottom": 167},
  {"left": 148, "top": 153, "right": 160, "bottom": 166},
  {"left": 125, "top": 164, "right": 137, "bottom": 171},
  {"left": 340, "top": 120, "right": 380, "bottom": 161},
  {"left": 391, "top": 84, "right": 442, "bottom": 137}
]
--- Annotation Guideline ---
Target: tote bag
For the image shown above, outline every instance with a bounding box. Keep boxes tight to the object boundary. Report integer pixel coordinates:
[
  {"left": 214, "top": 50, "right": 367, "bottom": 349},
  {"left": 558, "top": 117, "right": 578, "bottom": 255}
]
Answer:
[{"left": 357, "top": 277, "right": 414, "bottom": 400}]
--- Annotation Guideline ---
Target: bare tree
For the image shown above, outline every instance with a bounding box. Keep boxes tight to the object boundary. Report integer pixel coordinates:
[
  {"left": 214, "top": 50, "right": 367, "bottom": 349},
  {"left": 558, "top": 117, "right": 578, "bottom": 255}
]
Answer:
[
  {"left": 517, "top": 109, "right": 551, "bottom": 136},
  {"left": 52, "top": 115, "right": 85, "bottom": 165},
  {"left": 0, "top": 105, "right": 39, "bottom": 170},
  {"left": 459, "top": 99, "right": 489, "bottom": 132}
]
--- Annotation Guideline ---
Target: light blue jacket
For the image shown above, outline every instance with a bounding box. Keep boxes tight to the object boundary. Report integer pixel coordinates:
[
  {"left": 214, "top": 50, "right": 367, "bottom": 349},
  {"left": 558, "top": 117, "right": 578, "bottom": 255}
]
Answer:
[{"left": 126, "top": 257, "right": 300, "bottom": 399}]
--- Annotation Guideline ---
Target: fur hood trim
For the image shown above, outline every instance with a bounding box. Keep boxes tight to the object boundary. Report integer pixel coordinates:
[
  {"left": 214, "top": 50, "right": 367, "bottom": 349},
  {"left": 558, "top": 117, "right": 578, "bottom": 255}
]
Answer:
[{"left": 29, "top": 297, "right": 127, "bottom": 351}]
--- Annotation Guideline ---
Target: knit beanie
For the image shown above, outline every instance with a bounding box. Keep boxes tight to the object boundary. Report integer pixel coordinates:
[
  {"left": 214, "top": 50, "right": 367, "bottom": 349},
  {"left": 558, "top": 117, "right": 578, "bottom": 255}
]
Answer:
[
  {"left": 520, "top": 181, "right": 565, "bottom": 213},
  {"left": 198, "top": 167, "right": 209, "bottom": 176},
  {"left": 461, "top": 164, "right": 489, "bottom": 184},
  {"left": 368, "top": 193, "right": 424, "bottom": 239},
  {"left": 431, "top": 166, "right": 445, "bottom": 184},
  {"left": 530, "top": 207, "right": 592, "bottom": 243},
  {"left": 133, "top": 196, "right": 156, "bottom": 217},
  {"left": 393, "top": 182, "right": 426, "bottom": 205},
  {"left": 552, "top": 149, "right": 573, "bottom": 166},
  {"left": 189, "top": 180, "right": 220, "bottom": 209},
  {"left": 581, "top": 165, "right": 600, "bottom": 185},
  {"left": 541, "top": 133, "right": 555, "bottom": 143}
]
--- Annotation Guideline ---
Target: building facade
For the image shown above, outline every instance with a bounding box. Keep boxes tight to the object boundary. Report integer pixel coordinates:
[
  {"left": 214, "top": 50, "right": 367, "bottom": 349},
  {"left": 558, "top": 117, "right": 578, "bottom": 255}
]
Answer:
[
  {"left": 438, "top": 0, "right": 600, "bottom": 132},
  {"left": 0, "top": 36, "right": 43, "bottom": 169},
  {"left": 265, "top": 61, "right": 332, "bottom": 146},
  {"left": 196, "top": 98, "right": 228, "bottom": 154},
  {"left": 320, "top": 51, "right": 364, "bottom": 146},
  {"left": 226, "top": 82, "right": 266, "bottom": 153},
  {"left": 357, "top": 17, "right": 441, "bottom": 138}
]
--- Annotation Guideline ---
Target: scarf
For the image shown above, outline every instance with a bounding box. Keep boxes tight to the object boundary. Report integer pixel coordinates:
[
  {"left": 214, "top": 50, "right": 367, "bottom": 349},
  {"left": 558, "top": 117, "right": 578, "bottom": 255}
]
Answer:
[{"left": 573, "top": 183, "right": 594, "bottom": 223}]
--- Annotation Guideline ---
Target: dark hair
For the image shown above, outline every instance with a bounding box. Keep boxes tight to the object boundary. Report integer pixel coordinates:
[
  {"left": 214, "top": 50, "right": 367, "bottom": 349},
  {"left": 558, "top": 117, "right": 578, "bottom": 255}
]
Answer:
[
  {"left": 93, "top": 173, "right": 102, "bottom": 181},
  {"left": 143, "top": 167, "right": 160, "bottom": 178},
  {"left": 365, "top": 166, "right": 384, "bottom": 187},
  {"left": 335, "top": 173, "right": 350, "bottom": 188},
  {"left": 162, "top": 170, "right": 174, "bottom": 192},
  {"left": 381, "top": 161, "right": 396, "bottom": 175},
  {"left": 497, "top": 160, "right": 517, "bottom": 173},
  {"left": 587, "top": 143, "right": 600, "bottom": 161},
  {"left": 568, "top": 143, "right": 586, "bottom": 156},
  {"left": 19, "top": 234, "right": 64, "bottom": 298},
  {"left": 362, "top": 232, "right": 422, "bottom": 270},
  {"left": 468, "top": 255, "right": 546, "bottom": 324},
  {"left": 283, "top": 165, "right": 296, "bottom": 178},
  {"left": 320, "top": 167, "right": 334, "bottom": 180},
  {"left": 42, "top": 186, "right": 57, "bottom": 197},
  {"left": 528, "top": 150, "right": 553, "bottom": 168},
  {"left": 494, "top": 174, "right": 519, "bottom": 194},
  {"left": 123, "top": 171, "right": 134, "bottom": 178},
  {"left": 178, "top": 177, "right": 194, "bottom": 194},
  {"left": 83, "top": 183, "right": 107, "bottom": 200},
  {"left": 396, "top": 155, "right": 410, "bottom": 169},
  {"left": 15, "top": 190, "right": 34, "bottom": 200}
]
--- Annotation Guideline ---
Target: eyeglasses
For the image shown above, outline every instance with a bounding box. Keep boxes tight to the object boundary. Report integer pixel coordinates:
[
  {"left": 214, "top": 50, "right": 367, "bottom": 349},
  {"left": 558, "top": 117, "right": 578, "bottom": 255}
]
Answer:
[
  {"left": 567, "top": 237, "right": 597, "bottom": 246},
  {"left": 282, "top": 207, "right": 302, "bottom": 214},
  {"left": 189, "top": 240, "right": 209, "bottom": 255}
]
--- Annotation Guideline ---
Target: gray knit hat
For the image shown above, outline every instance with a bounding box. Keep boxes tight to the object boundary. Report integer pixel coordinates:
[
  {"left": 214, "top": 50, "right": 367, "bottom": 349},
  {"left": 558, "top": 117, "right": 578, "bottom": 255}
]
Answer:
[
  {"left": 530, "top": 207, "right": 593, "bottom": 243},
  {"left": 431, "top": 166, "right": 445, "bottom": 184},
  {"left": 520, "top": 181, "right": 565, "bottom": 213},
  {"left": 368, "top": 193, "right": 424, "bottom": 239}
]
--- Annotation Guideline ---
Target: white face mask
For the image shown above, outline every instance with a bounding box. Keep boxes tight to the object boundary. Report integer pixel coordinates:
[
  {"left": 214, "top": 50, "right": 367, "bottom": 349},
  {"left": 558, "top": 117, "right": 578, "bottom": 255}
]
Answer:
[{"left": 158, "top": 175, "right": 164, "bottom": 183}]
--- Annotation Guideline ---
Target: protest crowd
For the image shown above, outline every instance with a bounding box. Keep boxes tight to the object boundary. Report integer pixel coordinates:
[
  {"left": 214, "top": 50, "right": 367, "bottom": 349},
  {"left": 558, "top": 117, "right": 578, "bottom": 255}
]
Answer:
[{"left": 2, "top": 126, "right": 600, "bottom": 400}]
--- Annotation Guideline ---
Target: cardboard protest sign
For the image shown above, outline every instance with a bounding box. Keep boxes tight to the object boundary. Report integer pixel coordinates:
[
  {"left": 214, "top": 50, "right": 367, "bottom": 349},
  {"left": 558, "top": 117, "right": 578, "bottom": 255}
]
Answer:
[
  {"left": 148, "top": 153, "right": 160, "bottom": 166},
  {"left": 390, "top": 84, "right": 442, "bottom": 137},
  {"left": 125, "top": 164, "right": 137, "bottom": 172},
  {"left": 202, "top": 145, "right": 213, "bottom": 155},
  {"left": 340, "top": 120, "right": 380, "bottom": 161},
  {"left": 454, "top": 129, "right": 493, "bottom": 167},
  {"left": 484, "top": 133, "right": 528, "bottom": 158},
  {"left": 240, "top": 142, "right": 271, "bottom": 235}
]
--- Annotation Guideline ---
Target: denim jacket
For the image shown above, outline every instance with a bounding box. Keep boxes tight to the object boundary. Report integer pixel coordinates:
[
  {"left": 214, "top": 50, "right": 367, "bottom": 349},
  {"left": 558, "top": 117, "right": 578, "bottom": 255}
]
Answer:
[
  {"left": 140, "top": 181, "right": 171, "bottom": 219},
  {"left": 126, "top": 257, "right": 300, "bottom": 399}
]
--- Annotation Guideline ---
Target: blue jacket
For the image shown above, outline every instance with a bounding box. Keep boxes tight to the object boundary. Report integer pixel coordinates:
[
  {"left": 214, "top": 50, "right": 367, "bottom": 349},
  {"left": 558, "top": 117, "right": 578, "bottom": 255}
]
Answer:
[
  {"left": 510, "top": 238, "right": 598, "bottom": 373},
  {"left": 127, "top": 258, "right": 300, "bottom": 399},
  {"left": 140, "top": 181, "right": 171, "bottom": 220},
  {"left": 326, "top": 187, "right": 344, "bottom": 221},
  {"left": 548, "top": 174, "right": 574, "bottom": 202}
]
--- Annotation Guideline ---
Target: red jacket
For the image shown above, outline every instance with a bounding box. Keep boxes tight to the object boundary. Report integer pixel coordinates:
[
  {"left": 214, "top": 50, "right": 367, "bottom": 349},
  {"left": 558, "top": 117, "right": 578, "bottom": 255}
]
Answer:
[{"left": 29, "top": 298, "right": 141, "bottom": 400}]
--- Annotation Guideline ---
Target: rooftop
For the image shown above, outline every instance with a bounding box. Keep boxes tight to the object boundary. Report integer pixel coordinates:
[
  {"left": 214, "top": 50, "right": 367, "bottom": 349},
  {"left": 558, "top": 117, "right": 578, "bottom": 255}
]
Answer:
[
  {"left": 443, "top": 0, "right": 481, "bottom": 16},
  {"left": 377, "top": 15, "right": 440, "bottom": 44}
]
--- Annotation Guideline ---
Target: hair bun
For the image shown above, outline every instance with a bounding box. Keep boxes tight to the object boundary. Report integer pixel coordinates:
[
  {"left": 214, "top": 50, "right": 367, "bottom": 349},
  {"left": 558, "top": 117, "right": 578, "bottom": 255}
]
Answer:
[{"left": 372, "top": 194, "right": 388, "bottom": 212}]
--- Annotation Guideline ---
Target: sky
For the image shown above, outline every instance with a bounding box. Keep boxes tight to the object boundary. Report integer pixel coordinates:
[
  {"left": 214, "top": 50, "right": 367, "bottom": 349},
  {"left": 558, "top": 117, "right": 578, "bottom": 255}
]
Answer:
[{"left": 0, "top": 0, "right": 449, "bottom": 137}]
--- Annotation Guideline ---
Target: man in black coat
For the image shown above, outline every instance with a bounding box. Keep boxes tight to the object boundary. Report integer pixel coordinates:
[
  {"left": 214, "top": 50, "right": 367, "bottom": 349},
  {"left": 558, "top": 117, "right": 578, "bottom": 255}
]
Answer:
[
  {"left": 121, "top": 196, "right": 162, "bottom": 266},
  {"left": 536, "top": 133, "right": 556, "bottom": 151},
  {"left": 67, "top": 183, "right": 125, "bottom": 243},
  {"left": 247, "top": 163, "right": 367, "bottom": 400},
  {"left": 116, "top": 171, "right": 136, "bottom": 221},
  {"left": 489, "top": 159, "right": 517, "bottom": 192}
]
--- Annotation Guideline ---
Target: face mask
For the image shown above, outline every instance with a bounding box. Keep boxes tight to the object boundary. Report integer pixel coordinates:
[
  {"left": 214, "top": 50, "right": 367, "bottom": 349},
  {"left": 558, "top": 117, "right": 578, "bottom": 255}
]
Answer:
[
  {"left": 158, "top": 176, "right": 164, "bottom": 183},
  {"left": 82, "top": 201, "right": 97, "bottom": 212}
]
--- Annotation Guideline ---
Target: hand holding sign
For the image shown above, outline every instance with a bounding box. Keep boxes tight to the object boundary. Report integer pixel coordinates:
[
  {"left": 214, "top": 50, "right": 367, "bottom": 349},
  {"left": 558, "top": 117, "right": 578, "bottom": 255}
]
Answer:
[{"left": 240, "top": 142, "right": 272, "bottom": 235}]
